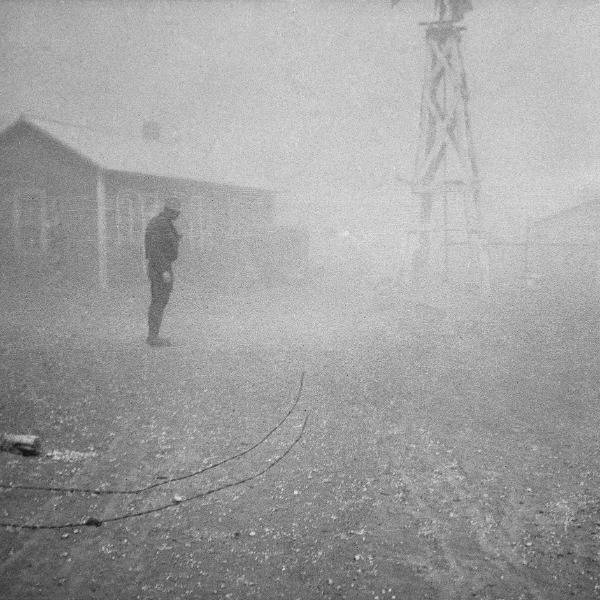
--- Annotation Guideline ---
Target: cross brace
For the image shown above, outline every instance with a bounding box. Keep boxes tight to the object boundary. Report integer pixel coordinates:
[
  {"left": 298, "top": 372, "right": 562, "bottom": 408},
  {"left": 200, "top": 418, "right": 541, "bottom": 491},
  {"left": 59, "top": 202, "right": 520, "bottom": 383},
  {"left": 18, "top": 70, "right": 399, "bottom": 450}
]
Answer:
[{"left": 405, "top": 22, "right": 490, "bottom": 294}]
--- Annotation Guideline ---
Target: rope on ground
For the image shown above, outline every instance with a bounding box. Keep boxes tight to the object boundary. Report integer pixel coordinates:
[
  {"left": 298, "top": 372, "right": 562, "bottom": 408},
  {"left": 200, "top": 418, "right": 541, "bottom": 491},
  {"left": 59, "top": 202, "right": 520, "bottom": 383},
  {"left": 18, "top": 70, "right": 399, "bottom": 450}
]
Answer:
[
  {"left": 0, "top": 371, "right": 305, "bottom": 496},
  {"left": 0, "top": 413, "right": 309, "bottom": 530}
]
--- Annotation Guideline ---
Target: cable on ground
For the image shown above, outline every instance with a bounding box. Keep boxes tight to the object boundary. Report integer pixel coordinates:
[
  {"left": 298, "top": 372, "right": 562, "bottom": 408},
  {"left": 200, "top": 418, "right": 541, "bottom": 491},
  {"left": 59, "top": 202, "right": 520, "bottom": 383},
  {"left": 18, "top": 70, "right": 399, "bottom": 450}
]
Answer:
[
  {"left": 0, "top": 371, "right": 304, "bottom": 497},
  {"left": 0, "top": 413, "right": 308, "bottom": 530}
]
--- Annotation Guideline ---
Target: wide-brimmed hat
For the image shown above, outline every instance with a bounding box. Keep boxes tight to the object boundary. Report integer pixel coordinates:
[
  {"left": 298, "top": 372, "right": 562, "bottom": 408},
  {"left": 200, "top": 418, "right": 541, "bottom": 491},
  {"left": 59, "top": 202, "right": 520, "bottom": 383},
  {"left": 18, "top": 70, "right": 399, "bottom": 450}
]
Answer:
[{"left": 164, "top": 197, "right": 182, "bottom": 212}]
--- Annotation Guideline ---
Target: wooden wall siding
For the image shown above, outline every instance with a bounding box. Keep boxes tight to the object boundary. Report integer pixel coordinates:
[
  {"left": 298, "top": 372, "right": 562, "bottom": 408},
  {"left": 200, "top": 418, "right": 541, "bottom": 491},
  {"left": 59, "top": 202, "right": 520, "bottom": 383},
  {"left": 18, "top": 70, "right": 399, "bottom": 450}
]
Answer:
[
  {"left": 0, "top": 123, "right": 98, "bottom": 267},
  {"left": 0, "top": 122, "right": 277, "bottom": 285},
  {"left": 103, "top": 181, "right": 274, "bottom": 253},
  {"left": 0, "top": 123, "right": 95, "bottom": 197},
  {"left": 114, "top": 189, "right": 145, "bottom": 246},
  {"left": 5, "top": 187, "right": 48, "bottom": 255}
]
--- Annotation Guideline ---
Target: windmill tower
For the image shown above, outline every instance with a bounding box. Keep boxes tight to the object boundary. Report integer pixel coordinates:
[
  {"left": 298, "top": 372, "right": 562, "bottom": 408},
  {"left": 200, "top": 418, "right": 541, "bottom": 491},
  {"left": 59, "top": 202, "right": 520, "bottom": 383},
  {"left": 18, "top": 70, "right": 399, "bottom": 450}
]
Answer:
[{"left": 402, "top": 0, "right": 490, "bottom": 293}]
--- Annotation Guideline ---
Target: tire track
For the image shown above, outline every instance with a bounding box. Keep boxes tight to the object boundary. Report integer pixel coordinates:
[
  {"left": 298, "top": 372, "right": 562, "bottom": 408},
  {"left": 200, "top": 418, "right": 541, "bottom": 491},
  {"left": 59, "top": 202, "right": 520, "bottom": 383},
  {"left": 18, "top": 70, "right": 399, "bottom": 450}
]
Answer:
[{"left": 375, "top": 426, "right": 547, "bottom": 600}]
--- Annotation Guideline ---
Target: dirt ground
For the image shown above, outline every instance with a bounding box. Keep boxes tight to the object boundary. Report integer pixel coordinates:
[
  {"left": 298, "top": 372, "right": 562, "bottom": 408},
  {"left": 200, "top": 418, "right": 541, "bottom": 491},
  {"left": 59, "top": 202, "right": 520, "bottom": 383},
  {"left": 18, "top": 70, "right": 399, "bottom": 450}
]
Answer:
[{"left": 1, "top": 276, "right": 600, "bottom": 600}]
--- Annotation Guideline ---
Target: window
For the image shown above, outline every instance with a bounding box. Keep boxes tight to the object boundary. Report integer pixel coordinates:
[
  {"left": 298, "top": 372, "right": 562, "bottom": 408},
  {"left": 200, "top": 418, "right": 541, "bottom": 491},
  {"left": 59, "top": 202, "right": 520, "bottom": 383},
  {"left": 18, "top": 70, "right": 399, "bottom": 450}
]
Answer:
[
  {"left": 114, "top": 190, "right": 161, "bottom": 245},
  {"left": 10, "top": 187, "right": 51, "bottom": 254}
]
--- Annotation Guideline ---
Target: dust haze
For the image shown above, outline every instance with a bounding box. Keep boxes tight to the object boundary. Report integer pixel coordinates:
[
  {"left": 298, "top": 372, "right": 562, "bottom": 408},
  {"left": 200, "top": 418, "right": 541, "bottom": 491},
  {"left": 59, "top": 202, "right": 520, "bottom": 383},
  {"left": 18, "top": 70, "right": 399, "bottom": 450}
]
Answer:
[{"left": 1, "top": 2, "right": 600, "bottom": 599}]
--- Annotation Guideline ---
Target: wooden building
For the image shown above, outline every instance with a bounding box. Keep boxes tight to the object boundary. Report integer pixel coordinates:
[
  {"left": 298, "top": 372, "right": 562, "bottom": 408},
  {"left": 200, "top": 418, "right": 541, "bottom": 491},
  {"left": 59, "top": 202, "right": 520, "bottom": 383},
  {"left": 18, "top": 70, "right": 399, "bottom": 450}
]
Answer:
[
  {"left": 528, "top": 195, "right": 600, "bottom": 293},
  {"left": 0, "top": 115, "right": 278, "bottom": 288}
]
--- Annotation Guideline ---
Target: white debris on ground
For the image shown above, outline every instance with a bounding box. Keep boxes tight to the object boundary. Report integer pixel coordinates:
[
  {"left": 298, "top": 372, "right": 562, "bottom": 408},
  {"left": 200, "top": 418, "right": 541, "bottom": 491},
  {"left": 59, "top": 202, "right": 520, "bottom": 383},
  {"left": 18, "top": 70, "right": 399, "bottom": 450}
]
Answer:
[{"left": 45, "top": 449, "right": 98, "bottom": 462}]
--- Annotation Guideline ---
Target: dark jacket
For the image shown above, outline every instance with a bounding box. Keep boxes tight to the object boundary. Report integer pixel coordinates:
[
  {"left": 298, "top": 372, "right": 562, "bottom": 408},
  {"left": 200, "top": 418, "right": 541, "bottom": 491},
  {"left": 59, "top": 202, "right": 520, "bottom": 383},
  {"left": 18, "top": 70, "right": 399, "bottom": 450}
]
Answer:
[{"left": 144, "top": 211, "right": 180, "bottom": 273}]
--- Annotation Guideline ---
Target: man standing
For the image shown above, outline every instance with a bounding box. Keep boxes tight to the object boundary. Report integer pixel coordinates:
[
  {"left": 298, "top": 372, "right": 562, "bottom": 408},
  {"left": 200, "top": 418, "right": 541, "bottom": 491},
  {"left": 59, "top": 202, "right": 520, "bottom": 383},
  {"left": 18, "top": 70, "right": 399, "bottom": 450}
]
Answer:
[{"left": 144, "top": 197, "right": 182, "bottom": 346}]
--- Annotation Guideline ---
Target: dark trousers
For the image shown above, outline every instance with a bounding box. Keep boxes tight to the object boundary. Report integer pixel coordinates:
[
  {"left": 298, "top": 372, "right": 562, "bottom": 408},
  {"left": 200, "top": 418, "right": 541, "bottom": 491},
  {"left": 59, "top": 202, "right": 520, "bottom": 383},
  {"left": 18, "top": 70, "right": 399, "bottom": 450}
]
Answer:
[{"left": 147, "top": 266, "right": 173, "bottom": 339}]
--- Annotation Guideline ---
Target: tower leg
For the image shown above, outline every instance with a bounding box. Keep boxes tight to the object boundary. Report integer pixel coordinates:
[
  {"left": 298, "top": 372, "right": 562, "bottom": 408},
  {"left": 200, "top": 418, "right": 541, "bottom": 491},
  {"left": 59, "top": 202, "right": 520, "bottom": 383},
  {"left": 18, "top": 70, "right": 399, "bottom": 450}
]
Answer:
[
  {"left": 407, "top": 20, "right": 489, "bottom": 295},
  {"left": 468, "top": 232, "right": 491, "bottom": 295},
  {"left": 402, "top": 231, "right": 419, "bottom": 285},
  {"left": 404, "top": 191, "right": 434, "bottom": 285},
  {"left": 416, "top": 191, "right": 433, "bottom": 280},
  {"left": 461, "top": 188, "right": 490, "bottom": 294}
]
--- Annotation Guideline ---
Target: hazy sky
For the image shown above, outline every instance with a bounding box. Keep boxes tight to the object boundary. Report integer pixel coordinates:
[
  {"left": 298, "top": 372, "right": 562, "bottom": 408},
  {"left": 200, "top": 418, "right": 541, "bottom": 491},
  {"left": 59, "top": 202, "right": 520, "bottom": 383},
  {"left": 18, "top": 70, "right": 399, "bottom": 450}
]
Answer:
[{"left": 1, "top": 0, "right": 599, "bottom": 230}]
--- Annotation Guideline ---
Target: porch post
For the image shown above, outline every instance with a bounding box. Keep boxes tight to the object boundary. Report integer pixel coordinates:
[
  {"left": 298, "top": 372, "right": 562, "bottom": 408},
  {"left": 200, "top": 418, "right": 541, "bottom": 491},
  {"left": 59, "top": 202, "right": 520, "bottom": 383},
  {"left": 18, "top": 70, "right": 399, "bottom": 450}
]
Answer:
[
  {"left": 96, "top": 169, "right": 108, "bottom": 289},
  {"left": 127, "top": 192, "right": 135, "bottom": 242},
  {"left": 39, "top": 191, "right": 49, "bottom": 253},
  {"left": 12, "top": 191, "right": 21, "bottom": 254}
]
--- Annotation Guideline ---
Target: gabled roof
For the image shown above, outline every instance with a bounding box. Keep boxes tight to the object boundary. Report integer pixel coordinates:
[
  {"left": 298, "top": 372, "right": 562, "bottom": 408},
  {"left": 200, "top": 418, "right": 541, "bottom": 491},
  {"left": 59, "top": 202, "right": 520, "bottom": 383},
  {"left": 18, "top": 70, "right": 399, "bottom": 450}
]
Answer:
[{"left": 1, "top": 115, "right": 276, "bottom": 192}]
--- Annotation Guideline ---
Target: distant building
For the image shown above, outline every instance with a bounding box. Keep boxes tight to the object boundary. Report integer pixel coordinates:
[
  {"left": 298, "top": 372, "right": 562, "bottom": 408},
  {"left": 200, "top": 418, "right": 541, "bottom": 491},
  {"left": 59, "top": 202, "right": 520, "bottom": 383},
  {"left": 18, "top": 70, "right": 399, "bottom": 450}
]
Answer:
[
  {"left": 529, "top": 195, "right": 600, "bottom": 293},
  {"left": 0, "top": 115, "right": 278, "bottom": 287}
]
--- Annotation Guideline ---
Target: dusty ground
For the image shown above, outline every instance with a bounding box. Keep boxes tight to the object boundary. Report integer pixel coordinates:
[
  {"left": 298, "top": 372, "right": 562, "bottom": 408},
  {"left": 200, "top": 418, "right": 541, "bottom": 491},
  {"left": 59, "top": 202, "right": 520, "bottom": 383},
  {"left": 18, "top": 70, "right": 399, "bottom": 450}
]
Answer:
[{"left": 1, "top": 276, "right": 600, "bottom": 600}]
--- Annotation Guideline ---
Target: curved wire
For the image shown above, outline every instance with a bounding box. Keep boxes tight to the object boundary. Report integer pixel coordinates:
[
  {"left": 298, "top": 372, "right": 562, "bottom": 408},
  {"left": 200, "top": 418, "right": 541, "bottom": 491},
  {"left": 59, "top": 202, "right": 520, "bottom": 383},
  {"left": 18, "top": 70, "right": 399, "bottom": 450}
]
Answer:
[
  {"left": 1, "top": 371, "right": 304, "bottom": 496},
  {"left": 0, "top": 413, "right": 309, "bottom": 530}
]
